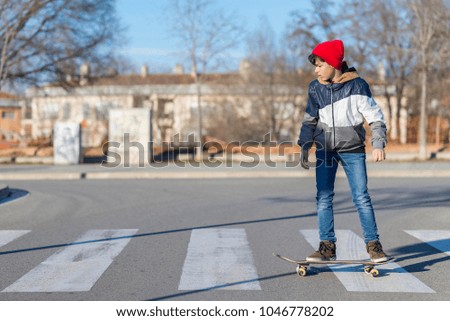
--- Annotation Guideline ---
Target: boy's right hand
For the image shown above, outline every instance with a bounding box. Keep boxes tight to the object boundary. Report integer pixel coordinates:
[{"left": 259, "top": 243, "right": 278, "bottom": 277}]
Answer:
[{"left": 301, "top": 149, "right": 310, "bottom": 170}]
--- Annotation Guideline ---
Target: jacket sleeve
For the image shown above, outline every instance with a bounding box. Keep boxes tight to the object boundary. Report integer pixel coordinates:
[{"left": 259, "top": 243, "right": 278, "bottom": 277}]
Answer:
[
  {"left": 298, "top": 83, "right": 319, "bottom": 150},
  {"left": 356, "top": 80, "right": 387, "bottom": 149}
]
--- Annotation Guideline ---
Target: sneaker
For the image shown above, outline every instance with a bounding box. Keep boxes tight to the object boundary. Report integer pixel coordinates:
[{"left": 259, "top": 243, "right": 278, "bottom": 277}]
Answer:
[
  {"left": 366, "top": 240, "right": 389, "bottom": 263},
  {"left": 306, "top": 241, "right": 336, "bottom": 262}
]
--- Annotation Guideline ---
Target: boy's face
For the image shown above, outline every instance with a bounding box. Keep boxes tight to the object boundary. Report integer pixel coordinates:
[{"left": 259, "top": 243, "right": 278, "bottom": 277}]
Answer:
[{"left": 314, "top": 59, "right": 336, "bottom": 83}]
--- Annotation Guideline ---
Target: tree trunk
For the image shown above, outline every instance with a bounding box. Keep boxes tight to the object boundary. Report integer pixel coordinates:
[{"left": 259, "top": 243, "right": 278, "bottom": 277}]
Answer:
[
  {"left": 418, "top": 63, "right": 428, "bottom": 160},
  {"left": 195, "top": 78, "right": 203, "bottom": 161}
]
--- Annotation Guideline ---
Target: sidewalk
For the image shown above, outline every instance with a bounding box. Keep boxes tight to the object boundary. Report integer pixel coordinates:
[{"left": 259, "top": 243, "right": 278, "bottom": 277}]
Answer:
[{"left": 1, "top": 158, "right": 450, "bottom": 181}]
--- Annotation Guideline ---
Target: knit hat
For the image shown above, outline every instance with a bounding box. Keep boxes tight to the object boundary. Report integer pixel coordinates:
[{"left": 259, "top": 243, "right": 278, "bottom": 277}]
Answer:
[{"left": 308, "top": 40, "right": 344, "bottom": 70}]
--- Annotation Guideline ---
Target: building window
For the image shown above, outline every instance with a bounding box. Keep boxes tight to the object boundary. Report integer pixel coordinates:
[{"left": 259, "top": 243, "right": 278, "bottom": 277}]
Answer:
[
  {"left": 63, "top": 103, "right": 71, "bottom": 120},
  {"left": 24, "top": 107, "right": 32, "bottom": 119},
  {"left": 190, "top": 101, "right": 199, "bottom": 118},
  {"left": 95, "top": 102, "right": 118, "bottom": 121},
  {"left": 2, "top": 111, "right": 15, "bottom": 119},
  {"left": 41, "top": 104, "right": 59, "bottom": 119}
]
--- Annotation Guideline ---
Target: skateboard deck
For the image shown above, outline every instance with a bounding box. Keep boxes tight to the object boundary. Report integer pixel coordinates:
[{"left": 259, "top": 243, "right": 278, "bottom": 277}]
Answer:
[{"left": 273, "top": 253, "right": 394, "bottom": 277}]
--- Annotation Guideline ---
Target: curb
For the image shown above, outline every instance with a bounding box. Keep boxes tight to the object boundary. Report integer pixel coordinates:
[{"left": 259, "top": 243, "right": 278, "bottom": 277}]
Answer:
[
  {"left": 84, "top": 170, "right": 315, "bottom": 180},
  {"left": 84, "top": 170, "right": 450, "bottom": 179},
  {"left": 0, "top": 152, "right": 449, "bottom": 165},
  {"left": 365, "top": 170, "right": 450, "bottom": 178},
  {"left": 0, "top": 173, "right": 83, "bottom": 180},
  {"left": 1, "top": 169, "right": 450, "bottom": 181}
]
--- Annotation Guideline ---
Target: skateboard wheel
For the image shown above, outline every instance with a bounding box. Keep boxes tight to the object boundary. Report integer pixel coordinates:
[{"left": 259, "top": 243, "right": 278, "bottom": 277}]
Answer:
[
  {"left": 364, "top": 267, "right": 372, "bottom": 274},
  {"left": 370, "top": 269, "right": 379, "bottom": 277},
  {"left": 296, "top": 266, "right": 307, "bottom": 277}
]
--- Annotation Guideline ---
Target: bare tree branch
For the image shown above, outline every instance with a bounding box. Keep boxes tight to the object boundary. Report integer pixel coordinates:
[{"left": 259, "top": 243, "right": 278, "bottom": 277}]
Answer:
[
  {"left": 167, "top": 0, "right": 243, "bottom": 157},
  {"left": 0, "top": 0, "right": 125, "bottom": 90}
]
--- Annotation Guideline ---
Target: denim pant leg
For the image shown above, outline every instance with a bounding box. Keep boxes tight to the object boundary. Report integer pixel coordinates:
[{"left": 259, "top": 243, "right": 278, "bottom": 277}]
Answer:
[
  {"left": 338, "top": 153, "right": 379, "bottom": 243},
  {"left": 315, "top": 151, "right": 339, "bottom": 242}
]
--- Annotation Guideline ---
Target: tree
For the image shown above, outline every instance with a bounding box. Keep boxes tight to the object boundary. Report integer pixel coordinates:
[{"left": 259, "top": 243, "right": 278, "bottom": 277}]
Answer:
[
  {"left": 167, "top": 0, "right": 243, "bottom": 160},
  {"left": 287, "top": 0, "right": 339, "bottom": 69},
  {"left": 244, "top": 16, "right": 306, "bottom": 142},
  {"left": 408, "top": 0, "right": 449, "bottom": 159},
  {"left": 341, "top": 0, "right": 415, "bottom": 143},
  {"left": 244, "top": 17, "right": 279, "bottom": 140},
  {"left": 372, "top": 0, "right": 415, "bottom": 143},
  {"left": 0, "top": 0, "right": 124, "bottom": 90}
]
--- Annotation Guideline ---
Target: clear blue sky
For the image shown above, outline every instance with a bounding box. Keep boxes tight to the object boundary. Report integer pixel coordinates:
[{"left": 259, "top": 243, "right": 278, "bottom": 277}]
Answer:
[{"left": 115, "top": 0, "right": 312, "bottom": 72}]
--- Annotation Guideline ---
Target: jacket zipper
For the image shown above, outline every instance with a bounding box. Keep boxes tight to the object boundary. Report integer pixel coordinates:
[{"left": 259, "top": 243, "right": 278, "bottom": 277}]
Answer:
[{"left": 330, "top": 85, "right": 336, "bottom": 149}]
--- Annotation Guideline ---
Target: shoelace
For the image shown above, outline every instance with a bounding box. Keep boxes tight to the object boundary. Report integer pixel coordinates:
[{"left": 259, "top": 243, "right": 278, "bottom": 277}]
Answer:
[
  {"left": 371, "top": 242, "right": 383, "bottom": 253},
  {"left": 319, "top": 242, "right": 334, "bottom": 254}
]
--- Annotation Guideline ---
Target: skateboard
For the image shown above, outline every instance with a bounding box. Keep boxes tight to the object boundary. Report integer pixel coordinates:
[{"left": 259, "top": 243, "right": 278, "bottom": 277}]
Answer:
[{"left": 273, "top": 253, "right": 394, "bottom": 277}]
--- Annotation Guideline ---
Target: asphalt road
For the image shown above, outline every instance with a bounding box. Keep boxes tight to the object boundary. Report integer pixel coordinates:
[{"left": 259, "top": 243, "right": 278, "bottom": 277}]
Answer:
[{"left": 0, "top": 177, "right": 449, "bottom": 301}]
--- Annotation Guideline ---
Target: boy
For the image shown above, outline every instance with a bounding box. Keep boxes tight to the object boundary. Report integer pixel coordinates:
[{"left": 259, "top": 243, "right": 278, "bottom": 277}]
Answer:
[{"left": 298, "top": 39, "right": 389, "bottom": 263}]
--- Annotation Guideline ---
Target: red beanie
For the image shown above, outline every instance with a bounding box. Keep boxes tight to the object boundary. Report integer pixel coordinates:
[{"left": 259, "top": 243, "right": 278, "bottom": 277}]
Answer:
[{"left": 311, "top": 40, "right": 344, "bottom": 70}]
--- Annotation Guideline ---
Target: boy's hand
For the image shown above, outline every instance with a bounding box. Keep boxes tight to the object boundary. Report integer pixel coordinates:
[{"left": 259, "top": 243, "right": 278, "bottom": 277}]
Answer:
[
  {"left": 372, "top": 148, "right": 385, "bottom": 162},
  {"left": 301, "top": 149, "right": 310, "bottom": 169}
]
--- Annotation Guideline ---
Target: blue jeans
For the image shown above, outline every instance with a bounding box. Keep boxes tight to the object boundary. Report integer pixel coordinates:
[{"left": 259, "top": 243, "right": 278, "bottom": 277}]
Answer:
[{"left": 315, "top": 151, "right": 379, "bottom": 244}]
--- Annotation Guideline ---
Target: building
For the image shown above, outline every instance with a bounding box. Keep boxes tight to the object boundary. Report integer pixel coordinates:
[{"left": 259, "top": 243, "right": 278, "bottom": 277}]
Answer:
[
  {"left": 0, "top": 92, "right": 25, "bottom": 144},
  {"left": 25, "top": 63, "right": 306, "bottom": 148},
  {"left": 25, "top": 62, "right": 445, "bottom": 153}
]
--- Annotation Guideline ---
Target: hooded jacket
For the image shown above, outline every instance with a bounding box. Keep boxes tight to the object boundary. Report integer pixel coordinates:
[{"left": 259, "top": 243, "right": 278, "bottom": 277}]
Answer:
[{"left": 298, "top": 69, "right": 387, "bottom": 152}]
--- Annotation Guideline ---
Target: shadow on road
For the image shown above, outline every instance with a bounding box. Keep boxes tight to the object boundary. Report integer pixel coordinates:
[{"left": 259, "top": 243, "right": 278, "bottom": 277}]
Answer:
[
  {"left": 146, "top": 272, "right": 295, "bottom": 301},
  {"left": 262, "top": 184, "right": 450, "bottom": 213},
  {"left": 389, "top": 240, "right": 450, "bottom": 273},
  {"left": 371, "top": 185, "right": 450, "bottom": 211},
  {"left": 0, "top": 189, "right": 29, "bottom": 206},
  {"left": 0, "top": 212, "right": 316, "bottom": 256}
]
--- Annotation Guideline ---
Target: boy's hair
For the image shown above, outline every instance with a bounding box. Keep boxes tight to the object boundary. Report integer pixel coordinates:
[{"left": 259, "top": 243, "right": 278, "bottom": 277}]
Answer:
[{"left": 308, "top": 54, "right": 323, "bottom": 66}]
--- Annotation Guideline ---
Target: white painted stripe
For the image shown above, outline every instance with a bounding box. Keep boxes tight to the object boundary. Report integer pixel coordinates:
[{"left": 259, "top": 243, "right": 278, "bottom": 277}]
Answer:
[
  {"left": 2, "top": 229, "right": 137, "bottom": 292},
  {"left": 178, "top": 228, "right": 261, "bottom": 290},
  {"left": 0, "top": 230, "right": 30, "bottom": 248},
  {"left": 300, "top": 229, "right": 434, "bottom": 293},
  {"left": 405, "top": 230, "right": 450, "bottom": 256}
]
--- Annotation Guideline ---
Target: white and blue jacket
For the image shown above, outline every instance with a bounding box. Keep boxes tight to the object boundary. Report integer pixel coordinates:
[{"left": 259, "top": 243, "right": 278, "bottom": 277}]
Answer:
[{"left": 298, "top": 70, "right": 387, "bottom": 152}]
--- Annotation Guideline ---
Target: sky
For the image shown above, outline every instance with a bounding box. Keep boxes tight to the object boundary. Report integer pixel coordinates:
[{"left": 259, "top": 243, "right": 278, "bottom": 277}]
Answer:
[{"left": 115, "top": 0, "right": 312, "bottom": 72}]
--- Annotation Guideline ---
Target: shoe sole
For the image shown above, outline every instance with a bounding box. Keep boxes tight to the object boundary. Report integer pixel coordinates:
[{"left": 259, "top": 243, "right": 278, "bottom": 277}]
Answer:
[
  {"left": 370, "top": 256, "right": 391, "bottom": 263},
  {"left": 306, "top": 257, "right": 337, "bottom": 262}
]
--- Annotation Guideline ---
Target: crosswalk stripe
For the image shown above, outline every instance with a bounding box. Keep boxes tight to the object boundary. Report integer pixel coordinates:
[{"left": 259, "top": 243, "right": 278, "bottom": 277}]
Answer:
[
  {"left": 2, "top": 229, "right": 137, "bottom": 292},
  {"left": 2, "top": 228, "right": 447, "bottom": 294},
  {"left": 405, "top": 230, "right": 450, "bottom": 256},
  {"left": 300, "top": 229, "right": 435, "bottom": 293},
  {"left": 0, "top": 230, "right": 30, "bottom": 248},
  {"left": 178, "top": 228, "right": 261, "bottom": 291}
]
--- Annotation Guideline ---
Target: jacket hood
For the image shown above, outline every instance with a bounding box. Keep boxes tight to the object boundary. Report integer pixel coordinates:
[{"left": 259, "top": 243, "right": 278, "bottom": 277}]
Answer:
[{"left": 317, "top": 67, "right": 359, "bottom": 85}]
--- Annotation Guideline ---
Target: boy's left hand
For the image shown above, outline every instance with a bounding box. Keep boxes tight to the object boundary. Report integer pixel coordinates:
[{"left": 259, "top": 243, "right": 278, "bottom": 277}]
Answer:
[{"left": 372, "top": 148, "right": 385, "bottom": 162}]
